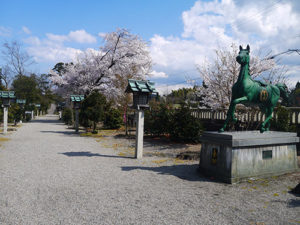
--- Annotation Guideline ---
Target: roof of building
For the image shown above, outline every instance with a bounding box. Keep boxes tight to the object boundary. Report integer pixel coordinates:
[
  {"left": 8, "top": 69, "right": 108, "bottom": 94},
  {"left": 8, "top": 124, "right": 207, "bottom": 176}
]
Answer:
[
  {"left": 70, "top": 95, "right": 85, "bottom": 102},
  {"left": 0, "top": 91, "right": 15, "bottom": 99},
  {"left": 125, "top": 79, "right": 158, "bottom": 94},
  {"left": 16, "top": 99, "right": 26, "bottom": 104}
]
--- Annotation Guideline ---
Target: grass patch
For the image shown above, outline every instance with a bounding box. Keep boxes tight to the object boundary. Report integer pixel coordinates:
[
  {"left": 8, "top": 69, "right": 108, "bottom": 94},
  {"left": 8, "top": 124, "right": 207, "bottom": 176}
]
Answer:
[
  {"left": 80, "top": 132, "right": 102, "bottom": 138},
  {"left": 118, "top": 152, "right": 127, "bottom": 157},
  {"left": 151, "top": 159, "right": 169, "bottom": 164},
  {"left": 98, "top": 129, "right": 118, "bottom": 136},
  {"left": 173, "top": 158, "right": 186, "bottom": 164},
  {"left": 0, "top": 137, "right": 10, "bottom": 142}
]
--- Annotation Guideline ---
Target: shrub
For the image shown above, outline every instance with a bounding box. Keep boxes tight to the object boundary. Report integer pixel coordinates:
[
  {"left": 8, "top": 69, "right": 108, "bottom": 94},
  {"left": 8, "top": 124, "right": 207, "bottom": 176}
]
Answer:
[
  {"left": 62, "top": 107, "right": 73, "bottom": 125},
  {"left": 9, "top": 103, "right": 23, "bottom": 124},
  {"left": 104, "top": 108, "right": 123, "bottom": 129},
  {"left": 145, "top": 101, "right": 173, "bottom": 136},
  {"left": 145, "top": 101, "right": 203, "bottom": 143},
  {"left": 270, "top": 105, "right": 290, "bottom": 131},
  {"left": 169, "top": 104, "right": 203, "bottom": 143},
  {"left": 25, "top": 113, "right": 31, "bottom": 122},
  {"left": 79, "top": 91, "right": 107, "bottom": 132}
]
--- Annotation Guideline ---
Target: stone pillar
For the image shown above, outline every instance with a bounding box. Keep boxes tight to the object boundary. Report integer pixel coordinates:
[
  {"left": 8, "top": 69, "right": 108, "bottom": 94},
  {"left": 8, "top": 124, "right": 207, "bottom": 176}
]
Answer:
[
  {"left": 135, "top": 110, "right": 144, "bottom": 159},
  {"left": 3, "top": 107, "right": 8, "bottom": 134},
  {"left": 36, "top": 110, "right": 39, "bottom": 117},
  {"left": 59, "top": 111, "right": 62, "bottom": 120},
  {"left": 75, "top": 109, "right": 79, "bottom": 132},
  {"left": 31, "top": 111, "right": 34, "bottom": 120}
]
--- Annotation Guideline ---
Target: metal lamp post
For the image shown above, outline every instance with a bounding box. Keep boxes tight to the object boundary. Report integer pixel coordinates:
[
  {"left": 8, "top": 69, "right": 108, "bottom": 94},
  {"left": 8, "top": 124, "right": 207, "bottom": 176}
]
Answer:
[
  {"left": 70, "top": 95, "right": 84, "bottom": 132},
  {"left": 125, "top": 79, "right": 158, "bottom": 159},
  {"left": 0, "top": 91, "right": 16, "bottom": 134}
]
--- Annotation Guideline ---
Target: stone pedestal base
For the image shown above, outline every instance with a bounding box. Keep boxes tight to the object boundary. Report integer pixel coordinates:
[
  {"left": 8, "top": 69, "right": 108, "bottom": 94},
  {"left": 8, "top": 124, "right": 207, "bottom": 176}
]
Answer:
[{"left": 199, "top": 131, "right": 299, "bottom": 183}]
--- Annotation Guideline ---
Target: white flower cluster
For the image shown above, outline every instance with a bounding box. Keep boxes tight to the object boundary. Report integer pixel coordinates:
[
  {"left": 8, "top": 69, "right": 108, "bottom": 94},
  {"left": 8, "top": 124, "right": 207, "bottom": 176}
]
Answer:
[{"left": 49, "top": 29, "right": 152, "bottom": 100}]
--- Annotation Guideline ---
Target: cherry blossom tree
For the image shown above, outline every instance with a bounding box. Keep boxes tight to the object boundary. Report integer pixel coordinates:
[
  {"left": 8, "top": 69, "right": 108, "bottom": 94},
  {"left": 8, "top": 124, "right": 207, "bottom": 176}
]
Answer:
[
  {"left": 196, "top": 44, "right": 288, "bottom": 109},
  {"left": 49, "top": 29, "right": 152, "bottom": 102}
]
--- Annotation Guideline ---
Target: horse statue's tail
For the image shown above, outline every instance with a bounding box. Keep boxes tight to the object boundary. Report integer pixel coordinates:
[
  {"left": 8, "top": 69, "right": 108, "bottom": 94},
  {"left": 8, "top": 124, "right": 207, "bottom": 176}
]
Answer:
[{"left": 275, "top": 83, "right": 289, "bottom": 101}]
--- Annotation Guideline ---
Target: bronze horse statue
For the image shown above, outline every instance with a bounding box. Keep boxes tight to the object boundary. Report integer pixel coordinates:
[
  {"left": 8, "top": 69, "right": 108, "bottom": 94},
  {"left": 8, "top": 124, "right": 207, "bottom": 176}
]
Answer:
[{"left": 219, "top": 45, "right": 289, "bottom": 133}]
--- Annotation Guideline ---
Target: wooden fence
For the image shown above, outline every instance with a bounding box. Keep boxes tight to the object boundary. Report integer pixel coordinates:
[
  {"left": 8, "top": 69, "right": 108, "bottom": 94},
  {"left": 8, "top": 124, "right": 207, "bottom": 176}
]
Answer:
[{"left": 191, "top": 107, "right": 300, "bottom": 125}]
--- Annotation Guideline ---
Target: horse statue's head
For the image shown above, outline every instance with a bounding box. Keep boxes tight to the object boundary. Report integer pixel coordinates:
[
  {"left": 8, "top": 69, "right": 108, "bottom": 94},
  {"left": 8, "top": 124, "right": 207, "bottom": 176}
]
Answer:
[
  {"left": 236, "top": 45, "right": 250, "bottom": 65},
  {"left": 276, "top": 83, "right": 289, "bottom": 101}
]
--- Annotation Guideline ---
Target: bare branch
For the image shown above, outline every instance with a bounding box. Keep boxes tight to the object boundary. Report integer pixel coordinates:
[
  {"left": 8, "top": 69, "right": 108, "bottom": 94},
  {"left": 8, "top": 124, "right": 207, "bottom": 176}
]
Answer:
[{"left": 1, "top": 41, "right": 34, "bottom": 76}]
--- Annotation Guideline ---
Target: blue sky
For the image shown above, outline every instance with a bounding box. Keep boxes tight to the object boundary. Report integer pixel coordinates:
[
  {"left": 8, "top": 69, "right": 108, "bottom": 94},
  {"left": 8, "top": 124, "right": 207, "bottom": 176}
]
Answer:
[
  {"left": 1, "top": 0, "right": 299, "bottom": 94},
  {"left": 1, "top": 0, "right": 195, "bottom": 39}
]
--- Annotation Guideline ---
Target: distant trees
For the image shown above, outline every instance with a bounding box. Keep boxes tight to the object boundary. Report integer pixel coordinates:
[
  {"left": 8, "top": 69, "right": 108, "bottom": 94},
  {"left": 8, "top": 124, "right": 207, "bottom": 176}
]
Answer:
[
  {"left": 12, "top": 74, "right": 40, "bottom": 103},
  {"left": 196, "top": 44, "right": 287, "bottom": 109},
  {"left": 11, "top": 74, "right": 54, "bottom": 113},
  {"left": 166, "top": 87, "right": 201, "bottom": 107}
]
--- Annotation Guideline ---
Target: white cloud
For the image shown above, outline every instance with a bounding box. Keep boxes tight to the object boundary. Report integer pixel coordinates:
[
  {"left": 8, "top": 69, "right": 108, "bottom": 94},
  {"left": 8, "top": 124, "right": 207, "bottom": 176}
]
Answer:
[
  {"left": 25, "top": 36, "right": 83, "bottom": 63},
  {"left": 22, "top": 26, "right": 31, "bottom": 34},
  {"left": 24, "top": 36, "right": 41, "bottom": 45},
  {"left": 149, "top": 70, "right": 168, "bottom": 78},
  {"left": 98, "top": 32, "right": 106, "bottom": 38},
  {"left": 150, "top": 35, "right": 207, "bottom": 71},
  {"left": 24, "top": 29, "right": 99, "bottom": 64},
  {"left": 68, "top": 30, "right": 97, "bottom": 43},
  {"left": 149, "top": 0, "right": 300, "bottom": 86},
  {"left": 45, "top": 29, "right": 97, "bottom": 44},
  {"left": 0, "top": 26, "right": 11, "bottom": 37},
  {"left": 46, "top": 33, "right": 69, "bottom": 42}
]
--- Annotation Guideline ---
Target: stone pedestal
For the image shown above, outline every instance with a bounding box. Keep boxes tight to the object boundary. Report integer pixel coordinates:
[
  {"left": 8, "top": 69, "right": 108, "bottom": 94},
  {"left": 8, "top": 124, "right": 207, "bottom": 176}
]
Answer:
[{"left": 199, "top": 131, "right": 299, "bottom": 183}]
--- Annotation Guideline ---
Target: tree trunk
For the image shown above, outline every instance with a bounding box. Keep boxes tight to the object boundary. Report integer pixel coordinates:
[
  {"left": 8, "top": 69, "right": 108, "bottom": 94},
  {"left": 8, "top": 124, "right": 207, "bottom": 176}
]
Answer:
[{"left": 93, "top": 121, "right": 97, "bottom": 133}]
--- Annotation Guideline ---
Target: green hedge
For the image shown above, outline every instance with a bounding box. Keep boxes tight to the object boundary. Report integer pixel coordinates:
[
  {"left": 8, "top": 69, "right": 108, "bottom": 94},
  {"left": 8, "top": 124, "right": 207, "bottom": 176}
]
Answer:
[
  {"left": 104, "top": 108, "right": 123, "bottom": 129},
  {"left": 145, "top": 102, "right": 203, "bottom": 143},
  {"left": 270, "top": 105, "right": 290, "bottom": 132},
  {"left": 62, "top": 107, "right": 73, "bottom": 125}
]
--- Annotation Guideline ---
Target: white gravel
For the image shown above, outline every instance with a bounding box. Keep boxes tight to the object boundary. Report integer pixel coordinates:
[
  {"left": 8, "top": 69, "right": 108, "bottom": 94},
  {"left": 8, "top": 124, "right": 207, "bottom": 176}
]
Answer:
[{"left": 0, "top": 115, "right": 299, "bottom": 225}]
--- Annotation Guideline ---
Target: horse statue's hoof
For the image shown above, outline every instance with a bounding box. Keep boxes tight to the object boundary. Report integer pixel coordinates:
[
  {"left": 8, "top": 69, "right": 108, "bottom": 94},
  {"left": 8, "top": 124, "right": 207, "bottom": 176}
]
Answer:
[
  {"left": 260, "top": 128, "right": 265, "bottom": 133},
  {"left": 219, "top": 128, "right": 224, "bottom": 133}
]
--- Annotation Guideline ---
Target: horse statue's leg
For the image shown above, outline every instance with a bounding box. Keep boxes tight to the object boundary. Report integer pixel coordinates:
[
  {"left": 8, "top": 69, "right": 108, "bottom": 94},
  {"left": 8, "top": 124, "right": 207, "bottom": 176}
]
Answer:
[
  {"left": 219, "top": 100, "right": 234, "bottom": 132},
  {"left": 219, "top": 96, "right": 248, "bottom": 132},
  {"left": 260, "top": 107, "right": 274, "bottom": 133}
]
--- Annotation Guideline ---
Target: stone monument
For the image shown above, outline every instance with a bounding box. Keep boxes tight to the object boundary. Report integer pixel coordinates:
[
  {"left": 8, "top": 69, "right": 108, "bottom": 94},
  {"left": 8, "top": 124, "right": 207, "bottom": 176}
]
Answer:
[{"left": 199, "top": 45, "right": 299, "bottom": 183}]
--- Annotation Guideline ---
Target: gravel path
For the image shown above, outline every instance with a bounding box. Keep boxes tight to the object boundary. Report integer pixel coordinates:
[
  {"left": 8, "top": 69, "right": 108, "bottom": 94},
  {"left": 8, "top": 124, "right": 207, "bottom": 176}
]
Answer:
[{"left": 0, "top": 115, "right": 299, "bottom": 225}]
